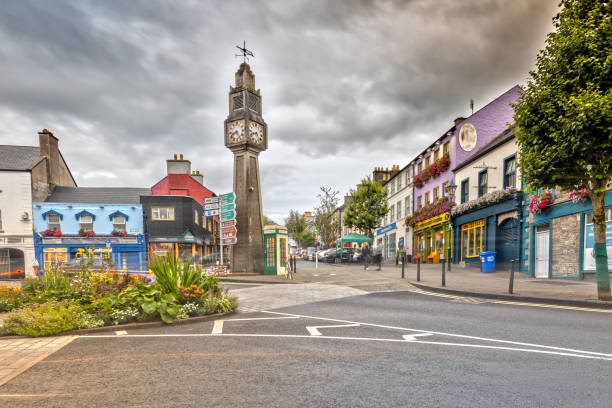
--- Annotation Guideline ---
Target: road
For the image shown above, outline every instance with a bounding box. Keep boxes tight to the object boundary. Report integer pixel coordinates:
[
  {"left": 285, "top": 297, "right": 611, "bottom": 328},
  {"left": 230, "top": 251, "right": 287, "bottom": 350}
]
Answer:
[{"left": 1, "top": 281, "right": 611, "bottom": 407}]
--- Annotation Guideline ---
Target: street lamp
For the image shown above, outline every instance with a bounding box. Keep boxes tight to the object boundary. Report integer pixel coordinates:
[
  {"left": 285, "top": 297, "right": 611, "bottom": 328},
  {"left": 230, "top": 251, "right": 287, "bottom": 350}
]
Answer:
[{"left": 444, "top": 181, "right": 457, "bottom": 203}]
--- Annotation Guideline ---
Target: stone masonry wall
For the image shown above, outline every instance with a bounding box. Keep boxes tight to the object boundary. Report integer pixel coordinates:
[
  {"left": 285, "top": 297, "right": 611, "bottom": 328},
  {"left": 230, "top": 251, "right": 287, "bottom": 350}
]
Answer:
[{"left": 551, "top": 213, "right": 580, "bottom": 277}]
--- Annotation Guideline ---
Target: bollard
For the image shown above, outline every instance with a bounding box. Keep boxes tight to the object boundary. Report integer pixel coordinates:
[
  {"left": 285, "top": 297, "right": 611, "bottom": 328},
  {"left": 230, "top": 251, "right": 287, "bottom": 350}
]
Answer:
[
  {"left": 417, "top": 256, "right": 421, "bottom": 281},
  {"left": 447, "top": 248, "right": 451, "bottom": 272},
  {"left": 401, "top": 255, "right": 405, "bottom": 279},
  {"left": 442, "top": 258, "right": 446, "bottom": 287},
  {"left": 509, "top": 259, "right": 515, "bottom": 294}
]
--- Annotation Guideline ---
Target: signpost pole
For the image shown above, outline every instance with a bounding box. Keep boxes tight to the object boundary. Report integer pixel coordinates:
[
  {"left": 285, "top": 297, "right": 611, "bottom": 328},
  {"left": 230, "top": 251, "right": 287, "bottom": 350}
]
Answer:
[{"left": 219, "top": 194, "right": 223, "bottom": 267}]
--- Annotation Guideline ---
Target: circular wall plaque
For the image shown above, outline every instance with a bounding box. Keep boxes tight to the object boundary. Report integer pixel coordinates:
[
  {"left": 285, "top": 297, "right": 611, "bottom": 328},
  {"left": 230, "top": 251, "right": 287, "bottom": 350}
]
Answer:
[{"left": 459, "top": 123, "right": 477, "bottom": 152}]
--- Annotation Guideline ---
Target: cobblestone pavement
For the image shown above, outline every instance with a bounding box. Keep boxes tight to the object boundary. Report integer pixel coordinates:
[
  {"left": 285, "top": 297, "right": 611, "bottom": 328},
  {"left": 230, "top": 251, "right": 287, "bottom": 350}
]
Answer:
[
  {"left": 0, "top": 336, "right": 77, "bottom": 387},
  {"left": 231, "top": 282, "right": 367, "bottom": 312}
]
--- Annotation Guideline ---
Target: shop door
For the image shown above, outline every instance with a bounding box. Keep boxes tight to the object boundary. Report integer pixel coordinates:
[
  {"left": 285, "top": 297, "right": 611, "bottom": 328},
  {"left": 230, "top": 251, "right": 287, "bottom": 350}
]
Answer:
[
  {"left": 534, "top": 226, "right": 549, "bottom": 278},
  {"left": 263, "top": 236, "right": 276, "bottom": 275},
  {"left": 496, "top": 218, "right": 519, "bottom": 266}
]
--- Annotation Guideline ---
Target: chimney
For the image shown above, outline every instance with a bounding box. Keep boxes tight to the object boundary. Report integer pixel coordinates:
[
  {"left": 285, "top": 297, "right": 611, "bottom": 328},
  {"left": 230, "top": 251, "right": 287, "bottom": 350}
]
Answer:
[
  {"left": 167, "top": 153, "right": 191, "bottom": 175},
  {"left": 454, "top": 117, "right": 466, "bottom": 127},
  {"left": 38, "top": 128, "right": 58, "bottom": 160},
  {"left": 190, "top": 170, "right": 204, "bottom": 185}
]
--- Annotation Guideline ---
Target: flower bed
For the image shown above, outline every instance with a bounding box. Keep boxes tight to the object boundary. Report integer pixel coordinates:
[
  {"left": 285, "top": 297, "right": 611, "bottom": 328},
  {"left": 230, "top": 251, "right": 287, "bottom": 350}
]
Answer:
[
  {"left": 406, "top": 196, "right": 455, "bottom": 226},
  {"left": 451, "top": 187, "right": 518, "bottom": 216},
  {"left": 0, "top": 256, "right": 237, "bottom": 337}
]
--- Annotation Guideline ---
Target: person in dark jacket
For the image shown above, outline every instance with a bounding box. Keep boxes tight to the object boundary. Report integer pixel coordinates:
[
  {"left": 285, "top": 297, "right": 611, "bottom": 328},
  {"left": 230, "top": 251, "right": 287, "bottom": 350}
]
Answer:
[
  {"left": 374, "top": 245, "right": 383, "bottom": 270},
  {"left": 362, "top": 243, "right": 371, "bottom": 270}
]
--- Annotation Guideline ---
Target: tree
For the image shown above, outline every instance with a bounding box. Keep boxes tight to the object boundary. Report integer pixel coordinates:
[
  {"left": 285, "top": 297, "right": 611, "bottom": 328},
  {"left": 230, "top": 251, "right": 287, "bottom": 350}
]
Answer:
[
  {"left": 314, "top": 186, "right": 340, "bottom": 246},
  {"left": 263, "top": 216, "right": 277, "bottom": 226},
  {"left": 284, "top": 210, "right": 306, "bottom": 236},
  {"left": 513, "top": 0, "right": 611, "bottom": 300},
  {"left": 297, "top": 229, "right": 315, "bottom": 248},
  {"left": 344, "top": 176, "right": 389, "bottom": 238}
]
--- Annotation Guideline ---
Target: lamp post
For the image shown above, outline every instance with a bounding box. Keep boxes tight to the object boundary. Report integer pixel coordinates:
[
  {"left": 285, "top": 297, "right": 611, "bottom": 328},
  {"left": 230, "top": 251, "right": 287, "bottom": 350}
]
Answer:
[{"left": 444, "top": 182, "right": 458, "bottom": 268}]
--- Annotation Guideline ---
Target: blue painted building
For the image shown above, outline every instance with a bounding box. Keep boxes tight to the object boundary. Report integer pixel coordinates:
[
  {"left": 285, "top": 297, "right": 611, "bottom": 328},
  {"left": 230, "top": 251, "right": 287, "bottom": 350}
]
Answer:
[
  {"left": 521, "top": 189, "right": 612, "bottom": 280},
  {"left": 32, "top": 187, "right": 150, "bottom": 272}
]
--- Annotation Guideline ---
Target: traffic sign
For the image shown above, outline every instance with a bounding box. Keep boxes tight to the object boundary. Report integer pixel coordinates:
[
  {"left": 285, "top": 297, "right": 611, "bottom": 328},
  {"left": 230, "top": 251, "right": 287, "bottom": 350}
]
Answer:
[
  {"left": 204, "top": 197, "right": 219, "bottom": 204},
  {"left": 221, "top": 220, "right": 236, "bottom": 228},
  {"left": 224, "top": 237, "right": 237, "bottom": 245},
  {"left": 221, "top": 210, "right": 236, "bottom": 220},
  {"left": 222, "top": 231, "right": 236, "bottom": 240},
  {"left": 222, "top": 226, "right": 237, "bottom": 235},
  {"left": 221, "top": 203, "right": 235, "bottom": 211},
  {"left": 205, "top": 210, "right": 219, "bottom": 216},
  {"left": 204, "top": 203, "right": 219, "bottom": 210},
  {"left": 221, "top": 192, "right": 235, "bottom": 204}
]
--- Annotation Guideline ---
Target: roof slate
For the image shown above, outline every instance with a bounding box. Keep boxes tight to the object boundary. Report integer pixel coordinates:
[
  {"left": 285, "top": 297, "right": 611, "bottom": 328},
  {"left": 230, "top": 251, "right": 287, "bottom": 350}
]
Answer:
[
  {"left": 0, "top": 145, "right": 40, "bottom": 171},
  {"left": 45, "top": 187, "right": 152, "bottom": 204}
]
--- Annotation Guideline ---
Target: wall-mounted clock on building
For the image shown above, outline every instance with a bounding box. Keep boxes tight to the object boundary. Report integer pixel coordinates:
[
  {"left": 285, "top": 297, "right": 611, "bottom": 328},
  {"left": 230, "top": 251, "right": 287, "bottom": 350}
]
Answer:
[
  {"left": 249, "top": 122, "right": 264, "bottom": 145},
  {"left": 228, "top": 120, "right": 245, "bottom": 143},
  {"left": 459, "top": 123, "right": 477, "bottom": 151}
]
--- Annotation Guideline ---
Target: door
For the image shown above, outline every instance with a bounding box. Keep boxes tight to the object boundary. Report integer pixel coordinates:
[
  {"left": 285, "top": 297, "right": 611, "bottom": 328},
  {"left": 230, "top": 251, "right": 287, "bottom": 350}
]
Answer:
[
  {"left": 496, "top": 218, "right": 519, "bottom": 266},
  {"left": 263, "top": 236, "right": 276, "bottom": 275},
  {"left": 534, "top": 225, "right": 549, "bottom": 278}
]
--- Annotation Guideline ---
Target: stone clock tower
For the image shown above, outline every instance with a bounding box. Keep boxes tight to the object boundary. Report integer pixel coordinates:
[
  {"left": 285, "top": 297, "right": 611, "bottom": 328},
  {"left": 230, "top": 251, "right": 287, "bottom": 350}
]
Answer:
[{"left": 224, "top": 62, "right": 267, "bottom": 273}]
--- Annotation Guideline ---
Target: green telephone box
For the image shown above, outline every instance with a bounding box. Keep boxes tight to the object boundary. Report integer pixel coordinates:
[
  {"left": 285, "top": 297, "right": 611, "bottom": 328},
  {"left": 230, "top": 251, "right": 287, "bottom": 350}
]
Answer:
[{"left": 263, "top": 225, "right": 288, "bottom": 275}]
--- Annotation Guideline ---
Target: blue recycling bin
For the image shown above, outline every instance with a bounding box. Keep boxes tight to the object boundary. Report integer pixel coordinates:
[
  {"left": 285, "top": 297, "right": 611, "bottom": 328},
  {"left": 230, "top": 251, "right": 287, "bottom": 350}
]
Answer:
[{"left": 480, "top": 251, "right": 497, "bottom": 273}]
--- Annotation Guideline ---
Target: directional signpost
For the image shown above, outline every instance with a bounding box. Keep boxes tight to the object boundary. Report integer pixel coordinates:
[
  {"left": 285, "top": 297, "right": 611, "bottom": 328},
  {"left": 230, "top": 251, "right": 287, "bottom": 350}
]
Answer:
[{"left": 217, "top": 192, "right": 237, "bottom": 266}]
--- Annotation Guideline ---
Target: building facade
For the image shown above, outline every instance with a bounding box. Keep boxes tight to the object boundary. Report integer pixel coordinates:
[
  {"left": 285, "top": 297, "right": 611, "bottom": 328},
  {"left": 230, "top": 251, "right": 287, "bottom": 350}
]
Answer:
[
  {"left": 451, "top": 128, "right": 523, "bottom": 267},
  {"left": 0, "top": 130, "right": 76, "bottom": 277},
  {"left": 32, "top": 187, "right": 149, "bottom": 272}
]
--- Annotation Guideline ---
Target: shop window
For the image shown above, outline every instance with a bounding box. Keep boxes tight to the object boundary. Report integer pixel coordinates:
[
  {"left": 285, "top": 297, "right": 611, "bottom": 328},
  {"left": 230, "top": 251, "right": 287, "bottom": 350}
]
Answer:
[
  {"left": 194, "top": 210, "right": 199, "bottom": 225},
  {"left": 478, "top": 170, "right": 488, "bottom": 197},
  {"left": 417, "top": 196, "right": 422, "bottom": 209},
  {"left": 47, "top": 214, "right": 61, "bottom": 231},
  {"left": 461, "top": 219, "right": 484, "bottom": 260},
  {"left": 425, "top": 192, "right": 430, "bottom": 205},
  {"left": 112, "top": 214, "right": 126, "bottom": 232},
  {"left": 461, "top": 179, "right": 469, "bottom": 203},
  {"left": 504, "top": 155, "right": 517, "bottom": 189},
  {"left": 152, "top": 207, "right": 175, "bottom": 221},
  {"left": 583, "top": 209, "right": 612, "bottom": 270},
  {"left": 433, "top": 187, "right": 439, "bottom": 201},
  {"left": 79, "top": 214, "right": 93, "bottom": 231}
]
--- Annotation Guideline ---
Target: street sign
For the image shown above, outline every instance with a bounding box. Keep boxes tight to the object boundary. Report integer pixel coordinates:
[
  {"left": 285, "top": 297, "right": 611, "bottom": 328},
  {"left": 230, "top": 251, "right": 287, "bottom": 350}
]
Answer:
[
  {"left": 222, "top": 231, "right": 236, "bottom": 240},
  {"left": 221, "top": 192, "right": 235, "bottom": 204},
  {"left": 220, "top": 203, "right": 235, "bottom": 211},
  {"left": 224, "top": 237, "right": 237, "bottom": 245},
  {"left": 222, "top": 227, "right": 237, "bottom": 237},
  {"left": 221, "top": 210, "right": 236, "bottom": 220},
  {"left": 205, "top": 210, "right": 219, "bottom": 216},
  {"left": 204, "top": 203, "right": 219, "bottom": 210},
  {"left": 221, "top": 220, "right": 236, "bottom": 228},
  {"left": 204, "top": 197, "right": 219, "bottom": 204},
  {"left": 105, "top": 240, "right": 111, "bottom": 249}
]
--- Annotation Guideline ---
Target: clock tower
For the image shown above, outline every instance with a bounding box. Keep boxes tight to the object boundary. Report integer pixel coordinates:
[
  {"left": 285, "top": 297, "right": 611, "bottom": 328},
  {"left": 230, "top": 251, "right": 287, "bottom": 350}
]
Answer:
[{"left": 224, "top": 62, "right": 267, "bottom": 273}]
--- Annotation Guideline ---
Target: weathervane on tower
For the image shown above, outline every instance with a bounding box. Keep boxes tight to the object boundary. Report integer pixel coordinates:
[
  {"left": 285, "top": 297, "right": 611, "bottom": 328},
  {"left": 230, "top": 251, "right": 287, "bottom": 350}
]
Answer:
[{"left": 235, "top": 41, "right": 254, "bottom": 63}]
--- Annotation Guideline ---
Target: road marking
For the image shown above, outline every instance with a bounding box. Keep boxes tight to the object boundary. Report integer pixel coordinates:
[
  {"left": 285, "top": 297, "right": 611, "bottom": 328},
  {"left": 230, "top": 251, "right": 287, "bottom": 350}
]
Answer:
[
  {"left": 330, "top": 273, "right": 336, "bottom": 276},
  {"left": 221, "top": 282, "right": 267, "bottom": 286},
  {"left": 211, "top": 320, "right": 224, "bottom": 334},
  {"left": 306, "top": 323, "right": 359, "bottom": 336},
  {"left": 403, "top": 333, "right": 433, "bottom": 341},
  {"left": 115, "top": 330, "right": 127, "bottom": 336}
]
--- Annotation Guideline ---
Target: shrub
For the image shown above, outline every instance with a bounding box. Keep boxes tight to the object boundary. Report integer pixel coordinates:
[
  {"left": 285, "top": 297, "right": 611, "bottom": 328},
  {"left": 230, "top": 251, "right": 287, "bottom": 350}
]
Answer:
[
  {"left": 0, "top": 284, "right": 25, "bottom": 312},
  {"left": 77, "top": 311, "right": 105, "bottom": 329},
  {"left": 3, "top": 301, "right": 84, "bottom": 337},
  {"left": 22, "top": 268, "right": 72, "bottom": 302},
  {"left": 109, "top": 307, "right": 139, "bottom": 324}
]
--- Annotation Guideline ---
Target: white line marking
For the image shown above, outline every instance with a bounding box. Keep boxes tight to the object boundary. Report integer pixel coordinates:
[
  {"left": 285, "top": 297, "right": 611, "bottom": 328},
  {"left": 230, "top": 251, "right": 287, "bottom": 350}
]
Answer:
[
  {"left": 330, "top": 273, "right": 336, "bottom": 276},
  {"left": 224, "top": 317, "right": 299, "bottom": 322},
  {"left": 76, "top": 333, "right": 612, "bottom": 361},
  {"left": 115, "top": 330, "right": 127, "bottom": 336},
  {"left": 211, "top": 320, "right": 223, "bottom": 335},
  {"left": 306, "top": 323, "right": 359, "bottom": 336},
  {"left": 403, "top": 333, "right": 433, "bottom": 341},
  {"left": 261, "top": 311, "right": 612, "bottom": 358}
]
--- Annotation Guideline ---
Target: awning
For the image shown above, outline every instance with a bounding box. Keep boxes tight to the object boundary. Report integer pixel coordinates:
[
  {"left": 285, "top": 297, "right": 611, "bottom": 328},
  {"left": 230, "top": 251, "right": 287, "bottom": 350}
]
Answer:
[{"left": 336, "top": 233, "right": 373, "bottom": 247}]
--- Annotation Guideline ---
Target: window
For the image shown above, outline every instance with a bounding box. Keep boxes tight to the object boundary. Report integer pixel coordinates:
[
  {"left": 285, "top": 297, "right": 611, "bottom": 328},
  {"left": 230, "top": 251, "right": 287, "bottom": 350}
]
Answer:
[
  {"left": 405, "top": 196, "right": 411, "bottom": 216},
  {"left": 398, "top": 175, "right": 402, "bottom": 190},
  {"left": 418, "top": 162, "right": 423, "bottom": 174},
  {"left": 434, "top": 149, "right": 439, "bottom": 161},
  {"left": 443, "top": 142, "right": 449, "bottom": 155},
  {"left": 47, "top": 214, "right": 61, "bottom": 231},
  {"left": 248, "top": 93, "right": 259, "bottom": 112},
  {"left": 397, "top": 202, "right": 401, "bottom": 220},
  {"left": 442, "top": 181, "right": 449, "bottom": 197},
  {"left": 461, "top": 219, "right": 484, "bottom": 260},
  {"left": 417, "top": 196, "right": 422, "bottom": 209},
  {"left": 233, "top": 93, "right": 243, "bottom": 110},
  {"left": 112, "top": 214, "right": 126, "bottom": 232},
  {"left": 585, "top": 209, "right": 612, "bottom": 224},
  {"left": 433, "top": 187, "right": 439, "bottom": 201},
  {"left": 425, "top": 156, "right": 430, "bottom": 168},
  {"left": 390, "top": 181, "right": 395, "bottom": 194},
  {"left": 390, "top": 206, "right": 395, "bottom": 222},
  {"left": 152, "top": 207, "right": 175, "bottom": 221},
  {"left": 504, "top": 155, "right": 517, "bottom": 189},
  {"left": 478, "top": 170, "right": 488, "bottom": 197},
  {"left": 79, "top": 214, "right": 93, "bottom": 231},
  {"left": 461, "top": 179, "right": 469, "bottom": 204},
  {"left": 280, "top": 238, "right": 287, "bottom": 266},
  {"left": 425, "top": 192, "right": 430, "bottom": 204},
  {"left": 194, "top": 210, "right": 199, "bottom": 225},
  {"left": 0, "top": 209, "right": 2, "bottom": 231}
]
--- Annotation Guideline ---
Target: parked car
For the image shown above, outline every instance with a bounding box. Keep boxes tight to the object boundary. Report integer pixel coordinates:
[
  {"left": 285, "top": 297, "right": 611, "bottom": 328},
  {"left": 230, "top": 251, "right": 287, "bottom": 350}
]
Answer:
[
  {"left": 306, "top": 247, "right": 317, "bottom": 261},
  {"left": 325, "top": 248, "right": 339, "bottom": 263}
]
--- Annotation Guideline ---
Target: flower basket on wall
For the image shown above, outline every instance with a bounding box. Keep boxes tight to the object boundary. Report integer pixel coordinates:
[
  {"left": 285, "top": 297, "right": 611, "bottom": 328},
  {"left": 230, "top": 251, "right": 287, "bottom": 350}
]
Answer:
[
  {"left": 569, "top": 183, "right": 588, "bottom": 203},
  {"left": 43, "top": 228, "right": 62, "bottom": 237},
  {"left": 413, "top": 173, "right": 424, "bottom": 188},
  {"left": 407, "top": 197, "right": 455, "bottom": 226},
  {"left": 111, "top": 230, "right": 128, "bottom": 237},
  {"left": 528, "top": 191, "right": 553, "bottom": 214},
  {"left": 78, "top": 229, "right": 95, "bottom": 238},
  {"left": 438, "top": 153, "right": 450, "bottom": 172}
]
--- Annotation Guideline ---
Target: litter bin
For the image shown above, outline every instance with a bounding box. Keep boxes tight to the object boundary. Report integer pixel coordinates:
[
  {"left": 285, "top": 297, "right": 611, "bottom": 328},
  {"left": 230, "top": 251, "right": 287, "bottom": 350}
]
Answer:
[{"left": 480, "top": 251, "right": 497, "bottom": 273}]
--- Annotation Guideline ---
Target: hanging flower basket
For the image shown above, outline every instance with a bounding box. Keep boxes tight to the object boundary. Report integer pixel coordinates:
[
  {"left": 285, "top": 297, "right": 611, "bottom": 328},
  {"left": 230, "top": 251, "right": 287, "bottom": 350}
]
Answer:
[
  {"left": 529, "top": 191, "right": 553, "bottom": 214},
  {"left": 569, "top": 183, "right": 588, "bottom": 203}
]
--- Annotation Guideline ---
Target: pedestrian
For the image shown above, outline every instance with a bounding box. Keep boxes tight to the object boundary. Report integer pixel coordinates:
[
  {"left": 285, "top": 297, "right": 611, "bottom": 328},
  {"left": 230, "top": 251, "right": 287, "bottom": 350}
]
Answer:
[
  {"left": 362, "top": 243, "right": 371, "bottom": 270},
  {"left": 375, "top": 245, "right": 383, "bottom": 270}
]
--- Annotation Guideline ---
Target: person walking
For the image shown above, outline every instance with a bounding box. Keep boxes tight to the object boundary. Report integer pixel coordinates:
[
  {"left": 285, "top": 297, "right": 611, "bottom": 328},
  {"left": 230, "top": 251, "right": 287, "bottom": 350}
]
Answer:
[
  {"left": 375, "top": 245, "right": 383, "bottom": 270},
  {"left": 362, "top": 243, "right": 371, "bottom": 270}
]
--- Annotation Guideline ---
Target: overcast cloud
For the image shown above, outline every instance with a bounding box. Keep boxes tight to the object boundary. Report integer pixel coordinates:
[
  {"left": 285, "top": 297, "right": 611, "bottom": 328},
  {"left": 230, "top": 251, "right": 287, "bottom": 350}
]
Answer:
[{"left": 0, "top": 0, "right": 559, "bottom": 223}]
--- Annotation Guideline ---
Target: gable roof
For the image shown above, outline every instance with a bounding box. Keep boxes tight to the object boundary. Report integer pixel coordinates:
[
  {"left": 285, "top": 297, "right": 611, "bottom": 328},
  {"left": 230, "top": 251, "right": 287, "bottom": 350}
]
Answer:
[
  {"left": 0, "top": 145, "right": 40, "bottom": 171},
  {"left": 45, "top": 187, "right": 151, "bottom": 204},
  {"left": 453, "top": 127, "right": 515, "bottom": 172}
]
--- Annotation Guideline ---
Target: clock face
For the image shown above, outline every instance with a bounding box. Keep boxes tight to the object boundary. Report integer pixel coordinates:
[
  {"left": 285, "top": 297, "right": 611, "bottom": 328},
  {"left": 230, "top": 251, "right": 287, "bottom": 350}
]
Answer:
[
  {"left": 228, "top": 120, "right": 245, "bottom": 143},
  {"left": 458, "top": 123, "right": 477, "bottom": 152},
  {"left": 249, "top": 122, "right": 264, "bottom": 145}
]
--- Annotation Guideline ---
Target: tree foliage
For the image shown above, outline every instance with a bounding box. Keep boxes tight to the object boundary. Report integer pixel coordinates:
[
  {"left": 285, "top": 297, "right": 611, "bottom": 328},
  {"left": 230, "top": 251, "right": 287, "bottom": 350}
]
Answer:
[
  {"left": 513, "top": 0, "right": 611, "bottom": 299},
  {"left": 314, "top": 186, "right": 340, "bottom": 246},
  {"left": 343, "top": 177, "right": 389, "bottom": 238},
  {"left": 284, "top": 210, "right": 306, "bottom": 236},
  {"left": 263, "top": 216, "right": 277, "bottom": 226}
]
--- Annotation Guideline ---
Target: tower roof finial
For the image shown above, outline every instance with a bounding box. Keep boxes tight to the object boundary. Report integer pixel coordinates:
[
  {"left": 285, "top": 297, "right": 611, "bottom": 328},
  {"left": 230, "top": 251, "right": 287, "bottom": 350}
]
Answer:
[{"left": 235, "top": 40, "right": 254, "bottom": 63}]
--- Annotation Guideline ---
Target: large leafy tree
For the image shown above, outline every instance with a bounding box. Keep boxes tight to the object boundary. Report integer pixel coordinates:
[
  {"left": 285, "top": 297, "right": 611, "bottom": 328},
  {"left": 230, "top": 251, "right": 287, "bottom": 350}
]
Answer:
[
  {"left": 344, "top": 177, "right": 389, "bottom": 238},
  {"left": 284, "top": 210, "right": 306, "bottom": 236},
  {"left": 314, "top": 186, "right": 340, "bottom": 246},
  {"left": 513, "top": 0, "right": 611, "bottom": 299}
]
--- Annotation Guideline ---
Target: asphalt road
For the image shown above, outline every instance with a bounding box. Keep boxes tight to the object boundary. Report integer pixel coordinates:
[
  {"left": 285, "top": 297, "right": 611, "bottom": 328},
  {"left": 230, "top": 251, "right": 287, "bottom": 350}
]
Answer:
[{"left": 1, "top": 288, "right": 611, "bottom": 407}]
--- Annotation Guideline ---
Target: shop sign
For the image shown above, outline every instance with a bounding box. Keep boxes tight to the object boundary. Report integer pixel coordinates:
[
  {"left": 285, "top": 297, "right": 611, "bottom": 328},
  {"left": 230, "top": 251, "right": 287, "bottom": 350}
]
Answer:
[{"left": 376, "top": 222, "right": 397, "bottom": 236}]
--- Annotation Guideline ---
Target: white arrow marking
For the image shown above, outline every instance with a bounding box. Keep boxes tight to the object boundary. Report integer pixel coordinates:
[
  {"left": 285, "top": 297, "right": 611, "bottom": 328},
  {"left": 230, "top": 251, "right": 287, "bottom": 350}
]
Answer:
[
  {"left": 307, "top": 323, "right": 359, "bottom": 336},
  {"left": 403, "top": 333, "right": 433, "bottom": 341},
  {"left": 211, "top": 320, "right": 224, "bottom": 335}
]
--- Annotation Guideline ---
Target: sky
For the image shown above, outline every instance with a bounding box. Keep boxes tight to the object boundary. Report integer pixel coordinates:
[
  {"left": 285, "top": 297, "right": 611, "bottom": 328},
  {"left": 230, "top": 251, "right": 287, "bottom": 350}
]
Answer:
[{"left": 0, "top": 0, "right": 559, "bottom": 224}]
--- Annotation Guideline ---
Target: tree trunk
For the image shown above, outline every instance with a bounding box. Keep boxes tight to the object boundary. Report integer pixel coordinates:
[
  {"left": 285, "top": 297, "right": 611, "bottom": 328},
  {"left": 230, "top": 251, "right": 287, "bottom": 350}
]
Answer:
[{"left": 591, "top": 190, "right": 611, "bottom": 300}]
